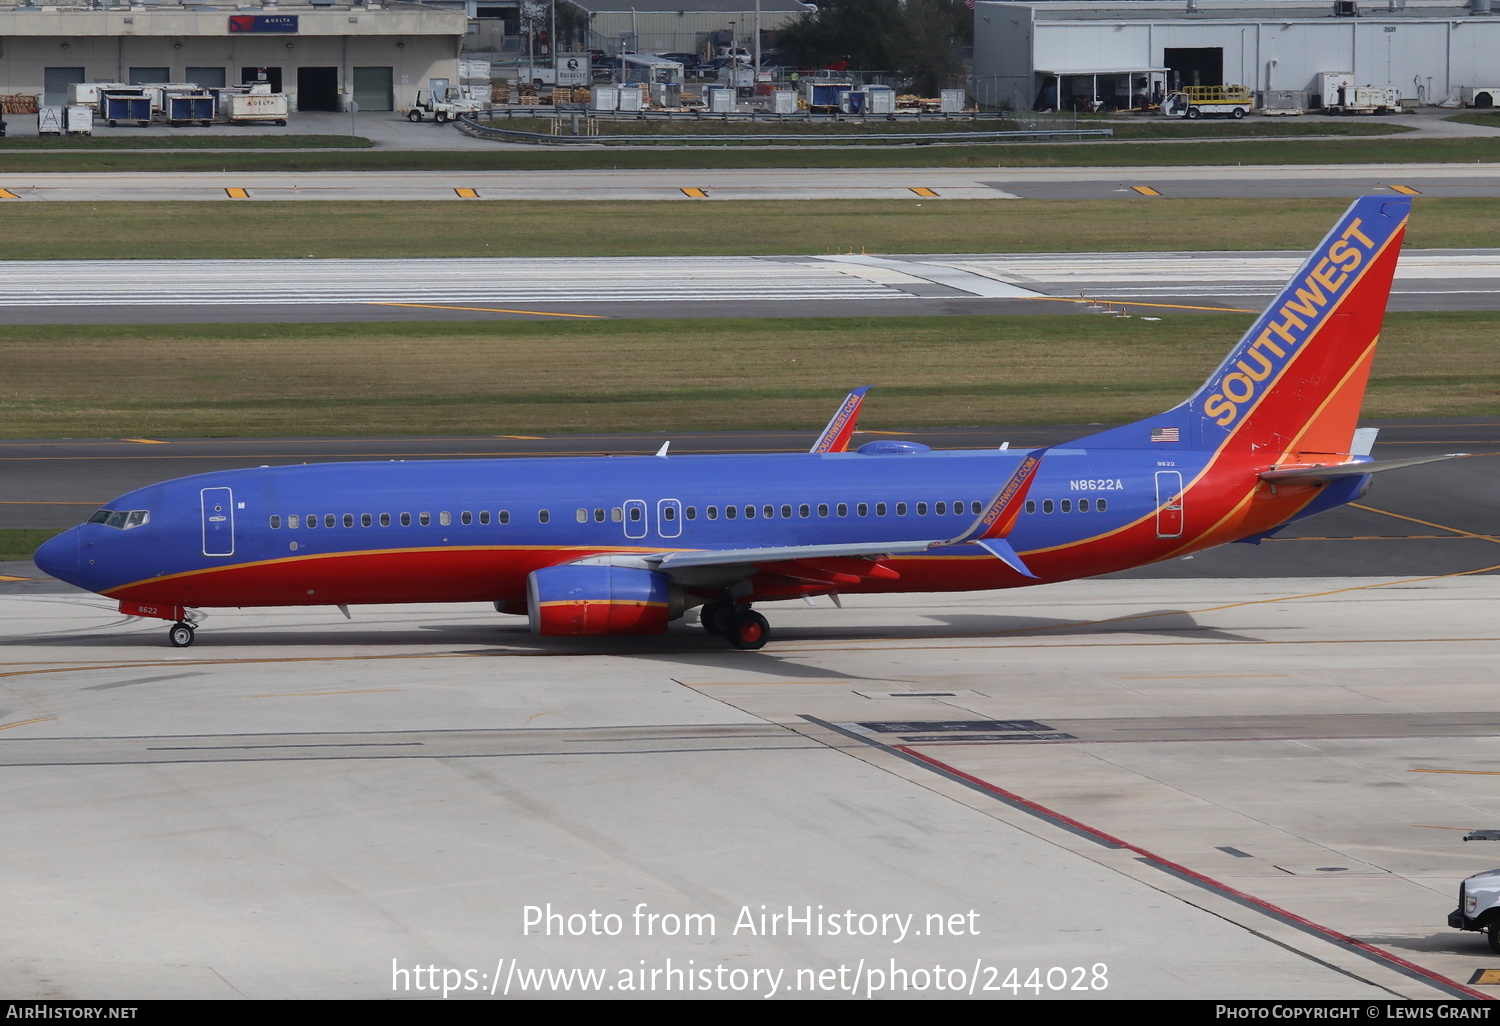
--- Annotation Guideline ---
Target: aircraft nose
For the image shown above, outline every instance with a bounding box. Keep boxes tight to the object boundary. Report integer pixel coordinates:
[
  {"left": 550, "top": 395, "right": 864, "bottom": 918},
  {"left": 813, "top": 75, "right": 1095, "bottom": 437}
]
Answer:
[{"left": 33, "top": 528, "right": 81, "bottom": 584}]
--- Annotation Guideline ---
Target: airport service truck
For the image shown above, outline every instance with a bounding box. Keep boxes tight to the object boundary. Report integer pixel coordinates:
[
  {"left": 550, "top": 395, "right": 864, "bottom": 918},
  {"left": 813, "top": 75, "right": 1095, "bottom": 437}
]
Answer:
[
  {"left": 1448, "top": 831, "right": 1500, "bottom": 951},
  {"left": 1160, "top": 84, "right": 1254, "bottom": 119}
]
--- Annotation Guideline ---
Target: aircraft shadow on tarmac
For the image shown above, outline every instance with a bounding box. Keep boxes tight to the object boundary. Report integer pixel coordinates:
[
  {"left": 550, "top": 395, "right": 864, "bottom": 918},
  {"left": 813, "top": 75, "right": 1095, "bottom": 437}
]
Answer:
[{"left": 22, "top": 607, "right": 1255, "bottom": 654}]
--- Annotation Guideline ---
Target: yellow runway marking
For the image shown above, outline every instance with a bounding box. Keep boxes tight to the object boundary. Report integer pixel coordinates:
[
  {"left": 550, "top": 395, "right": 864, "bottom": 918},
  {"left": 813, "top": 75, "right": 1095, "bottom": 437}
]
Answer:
[
  {"left": 0, "top": 188, "right": 19, "bottom": 200},
  {"left": 1388, "top": 185, "right": 1421, "bottom": 196},
  {"left": 0, "top": 717, "right": 56, "bottom": 731},
  {"left": 454, "top": 187, "right": 479, "bottom": 198},
  {"left": 1024, "top": 296, "right": 1258, "bottom": 314},
  {"left": 680, "top": 187, "right": 708, "bottom": 198},
  {"left": 1413, "top": 824, "right": 1475, "bottom": 831},
  {"left": 251, "top": 688, "right": 404, "bottom": 698},
  {"left": 122, "top": 438, "right": 167, "bottom": 445},
  {"left": 1130, "top": 186, "right": 1162, "bottom": 197},
  {"left": 1468, "top": 970, "right": 1500, "bottom": 986},
  {"left": 0, "top": 575, "right": 36, "bottom": 582},
  {"left": 371, "top": 302, "right": 607, "bottom": 319},
  {"left": 225, "top": 187, "right": 249, "bottom": 199},
  {"left": 493, "top": 435, "right": 546, "bottom": 440},
  {"left": 1350, "top": 503, "right": 1500, "bottom": 544},
  {"left": 1412, "top": 768, "right": 1500, "bottom": 777},
  {"left": 689, "top": 680, "right": 850, "bottom": 687},
  {"left": 910, "top": 187, "right": 939, "bottom": 198}
]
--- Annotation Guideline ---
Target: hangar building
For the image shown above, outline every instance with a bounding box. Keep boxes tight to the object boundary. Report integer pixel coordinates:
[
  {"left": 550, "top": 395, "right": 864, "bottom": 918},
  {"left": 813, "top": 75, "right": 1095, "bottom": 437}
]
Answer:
[
  {"left": 0, "top": 0, "right": 466, "bottom": 111},
  {"left": 973, "top": 0, "right": 1500, "bottom": 110}
]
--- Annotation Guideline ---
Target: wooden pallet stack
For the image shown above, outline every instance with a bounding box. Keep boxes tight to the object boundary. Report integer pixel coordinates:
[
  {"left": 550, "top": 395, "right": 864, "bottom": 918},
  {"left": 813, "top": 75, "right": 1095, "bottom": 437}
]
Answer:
[{"left": 1, "top": 94, "right": 40, "bottom": 115}]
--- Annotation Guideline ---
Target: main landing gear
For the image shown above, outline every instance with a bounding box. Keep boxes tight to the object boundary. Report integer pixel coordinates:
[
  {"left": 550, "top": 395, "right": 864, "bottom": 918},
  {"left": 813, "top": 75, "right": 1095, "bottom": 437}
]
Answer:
[
  {"left": 167, "top": 620, "right": 197, "bottom": 647},
  {"left": 699, "top": 599, "right": 770, "bottom": 650}
]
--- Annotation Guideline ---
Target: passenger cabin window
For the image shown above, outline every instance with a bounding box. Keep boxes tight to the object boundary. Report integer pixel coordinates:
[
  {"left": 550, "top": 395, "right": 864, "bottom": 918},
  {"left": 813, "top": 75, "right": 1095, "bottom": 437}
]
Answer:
[
  {"left": 499, "top": 510, "right": 511, "bottom": 524},
  {"left": 594, "top": 508, "right": 605, "bottom": 522},
  {"left": 686, "top": 507, "right": 697, "bottom": 520},
  {"left": 707, "top": 506, "right": 718, "bottom": 520},
  {"left": 875, "top": 503, "right": 887, "bottom": 517},
  {"left": 628, "top": 507, "right": 641, "bottom": 522},
  {"left": 916, "top": 502, "right": 927, "bottom": 516},
  {"left": 289, "top": 515, "right": 300, "bottom": 529},
  {"left": 576, "top": 508, "right": 589, "bottom": 524},
  {"left": 799, "top": 504, "right": 810, "bottom": 518},
  {"left": 837, "top": 503, "right": 848, "bottom": 517},
  {"left": 538, "top": 509, "right": 550, "bottom": 524},
  {"left": 663, "top": 506, "right": 676, "bottom": 522},
  {"left": 462, "top": 511, "right": 473, "bottom": 526},
  {"left": 1079, "top": 499, "right": 1090, "bottom": 512},
  {"left": 419, "top": 512, "right": 431, "bottom": 526},
  {"left": 936, "top": 502, "right": 946, "bottom": 515},
  {"left": 818, "top": 504, "right": 829, "bottom": 517},
  {"left": 1098, "top": 498, "right": 1108, "bottom": 512},
  {"left": 1043, "top": 500, "right": 1054, "bottom": 514},
  {"left": 726, "top": 506, "right": 736, "bottom": 520},
  {"left": 270, "top": 515, "right": 281, "bottom": 529},
  {"left": 480, "top": 511, "right": 491, "bottom": 525},
  {"left": 381, "top": 513, "right": 392, "bottom": 526},
  {"left": 343, "top": 513, "right": 355, "bottom": 528},
  {"left": 1061, "top": 500, "right": 1071, "bottom": 513},
  {"left": 306, "top": 515, "right": 318, "bottom": 529},
  {"left": 361, "top": 513, "right": 372, "bottom": 527},
  {"left": 325, "top": 514, "right": 336, "bottom": 528},
  {"left": 857, "top": 503, "right": 868, "bottom": 517},
  {"left": 895, "top": 503, "right": 907, "bottom": 516},
  {"left": 1025, "top": 500, "right": 1035, "bottom": 514},
  {"left": 611, "top": 508, "right": 623, "bottom": 522},
  {"left": 401, "top": 513, "right": 412, "bottom": 526},
  {"left": 440, "top": 512, "right": 451, "bottom": 527}
]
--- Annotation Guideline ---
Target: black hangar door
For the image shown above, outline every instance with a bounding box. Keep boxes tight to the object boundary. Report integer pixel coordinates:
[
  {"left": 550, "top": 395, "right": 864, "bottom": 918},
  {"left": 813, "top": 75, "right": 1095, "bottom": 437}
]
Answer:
[
  {"left": 297, "top": 67, "right": 341, "bottom": 111},
  {"left": 352, "top": 66, "right": 394, "bottom": 111},
  {"left": 1164, "top": 47, "right": 1223, "bottom": 89}
]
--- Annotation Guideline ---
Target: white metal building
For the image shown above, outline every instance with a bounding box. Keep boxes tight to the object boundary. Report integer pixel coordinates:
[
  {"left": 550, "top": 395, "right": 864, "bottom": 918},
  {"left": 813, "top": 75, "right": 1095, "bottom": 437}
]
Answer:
[
  {"left": 560, "top": 0, "right": 813, "bottom": 57},
  {"left": 973, "top": 0, "right": 1500, "bottom": 110},
  {"left": 0, "top": 0, "right": 466, "bottom": 111}
]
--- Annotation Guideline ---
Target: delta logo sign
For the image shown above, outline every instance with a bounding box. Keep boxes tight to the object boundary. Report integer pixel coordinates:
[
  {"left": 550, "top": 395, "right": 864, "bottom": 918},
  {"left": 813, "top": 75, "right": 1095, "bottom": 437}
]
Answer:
[{"left": 229, "top": 15, "right": 300, "bottom": 32}]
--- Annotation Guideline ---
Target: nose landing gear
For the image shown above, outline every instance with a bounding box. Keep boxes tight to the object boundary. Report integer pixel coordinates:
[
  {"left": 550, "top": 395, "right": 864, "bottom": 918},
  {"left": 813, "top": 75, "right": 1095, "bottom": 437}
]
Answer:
[{"left": 168, "top": 621, "right": 197, "bottom": 648}]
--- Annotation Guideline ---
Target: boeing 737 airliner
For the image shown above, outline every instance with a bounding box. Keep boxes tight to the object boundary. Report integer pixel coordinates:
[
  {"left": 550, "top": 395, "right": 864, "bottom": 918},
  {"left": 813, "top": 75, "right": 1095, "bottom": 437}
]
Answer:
[{"left": 35, "top": 196, "right": 1457, "bottom": 649}]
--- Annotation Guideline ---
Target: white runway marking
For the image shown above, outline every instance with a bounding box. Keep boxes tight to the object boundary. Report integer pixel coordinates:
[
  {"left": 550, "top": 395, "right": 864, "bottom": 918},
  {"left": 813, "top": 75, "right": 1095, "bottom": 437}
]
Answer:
[{"left": 0, "top": 250, "right": 1493, "bottom": 307}]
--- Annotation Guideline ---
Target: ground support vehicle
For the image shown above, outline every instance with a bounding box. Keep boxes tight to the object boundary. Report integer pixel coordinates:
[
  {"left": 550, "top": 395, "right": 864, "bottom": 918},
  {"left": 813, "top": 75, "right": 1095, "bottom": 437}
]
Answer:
[
  {"left": 403, "top": 87, "right": 484, "bottom": 123},
  {"left": 1325, "top": 84, "right": 1400, "bottom": 115},
  {"left": 1450, "top": 831, "right": 1500, "bottom": 952},
  {"left": 1161, "top": 84, "right": 1254, "bottom": 119}
]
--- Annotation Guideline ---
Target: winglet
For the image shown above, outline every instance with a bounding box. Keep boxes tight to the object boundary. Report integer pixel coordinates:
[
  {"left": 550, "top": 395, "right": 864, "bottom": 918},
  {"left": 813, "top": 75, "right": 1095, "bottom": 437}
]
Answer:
[
  {"left": 810, "top": 386, "right": 872, "bottom": 454},
  {"left": 942, "top": 448, "right": 1047, "bottom": 547}
]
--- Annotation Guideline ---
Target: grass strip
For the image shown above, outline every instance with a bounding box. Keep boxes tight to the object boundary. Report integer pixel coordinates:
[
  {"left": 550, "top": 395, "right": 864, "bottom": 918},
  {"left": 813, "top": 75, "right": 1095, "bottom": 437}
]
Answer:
[
  {"left": 1, "top": 198, "right": 1496, "bottom": 259},
  {"left": 0, "top": 529, "right": 59, "bottom": 562},
  {"left": 0, "top": 134, "right": 1495, "bottom": 172},
  {"left": 2, "top": 312, "right": 1495, "bottom": 438}
]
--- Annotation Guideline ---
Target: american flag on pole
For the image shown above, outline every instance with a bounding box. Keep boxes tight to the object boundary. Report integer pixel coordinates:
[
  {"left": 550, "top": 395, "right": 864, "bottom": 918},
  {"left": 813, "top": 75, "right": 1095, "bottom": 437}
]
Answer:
[{"left": 1151, "top": 426, "right": 1180, "bottom": 443}]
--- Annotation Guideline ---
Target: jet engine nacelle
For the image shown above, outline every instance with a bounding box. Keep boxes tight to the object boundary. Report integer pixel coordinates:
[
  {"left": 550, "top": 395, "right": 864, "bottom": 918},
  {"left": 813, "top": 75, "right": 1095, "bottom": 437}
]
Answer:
[{"left": 527, "top": 564, "right": 684, "bottom": 636}]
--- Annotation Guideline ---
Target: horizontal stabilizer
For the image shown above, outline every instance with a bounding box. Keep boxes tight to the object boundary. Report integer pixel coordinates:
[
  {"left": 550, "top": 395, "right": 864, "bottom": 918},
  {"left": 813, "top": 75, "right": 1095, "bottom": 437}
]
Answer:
[{"left": 1259, "top": 453, "right": 1466, "bottom": 483}]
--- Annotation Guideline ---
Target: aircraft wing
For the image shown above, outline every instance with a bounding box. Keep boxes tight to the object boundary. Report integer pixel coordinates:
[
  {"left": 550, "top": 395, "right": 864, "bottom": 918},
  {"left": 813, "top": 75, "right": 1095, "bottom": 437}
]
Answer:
[{"left": 1259, "top": 453, "right": 1467, "bottom": 483}]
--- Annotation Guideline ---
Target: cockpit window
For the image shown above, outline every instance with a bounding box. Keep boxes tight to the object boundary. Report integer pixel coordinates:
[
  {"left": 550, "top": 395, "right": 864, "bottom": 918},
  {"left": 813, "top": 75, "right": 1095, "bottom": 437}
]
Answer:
[{"left": 88, "top": 508, "right": 150, "bottom": 530}]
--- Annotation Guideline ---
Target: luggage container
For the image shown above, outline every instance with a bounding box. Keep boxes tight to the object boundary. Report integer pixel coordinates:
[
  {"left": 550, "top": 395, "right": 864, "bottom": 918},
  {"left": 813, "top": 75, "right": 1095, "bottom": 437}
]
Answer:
[
  {"left": 939, "top": 88, "right": 966, "bottom": 113},
  {"left": 224, "top": 90, "right": 289, "bottom": 125},
  {"left": 101, "top": 90, "right": 152, "bottom": 127},
  {"left": 865, "top": 85, "right": 895, "bottom": 115},
  {"left": 770, "top": 89, "right": 796, "bottom": 115},
  {"left": 803, "top": 79, "right": 852, "bottom": 110},
  {"left": 590, "top": 85, "right": 619, "bottom": 111},
  {"left": 1461, "top": 86, "right": 1500, "bottom": 108},
  {"left": 64, "top": 105, "right": 92, "bottom": 134},
  {"left": 167, "top": 93, "right": 215, "bottom": 126},
  {"left": 37, "top": 106, "right": 64, "bottom": 135},
  {"left": 706, "top": 86, "right": 735, "bottom": 113},
  {"left": 838, "top": 90, "right": 866, "bottom": 115},
  {"left": 67, "top": 82, "right": 125, "bottom": 108},
  {"left": 617, "top": 84, "right": 644, "bottom": 112}
]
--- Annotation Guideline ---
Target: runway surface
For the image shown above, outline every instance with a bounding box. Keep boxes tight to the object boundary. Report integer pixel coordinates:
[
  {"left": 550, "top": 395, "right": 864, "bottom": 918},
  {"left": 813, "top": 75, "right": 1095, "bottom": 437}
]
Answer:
[
  {"left": 6, "top": 573, "right": 1500, "bottom": 998},
  {"left": 3, "top": 248, "right": 1498, "bottom": 324},
  {"left": 2, "top": 163, "right": 1500, "bottom": 202}
]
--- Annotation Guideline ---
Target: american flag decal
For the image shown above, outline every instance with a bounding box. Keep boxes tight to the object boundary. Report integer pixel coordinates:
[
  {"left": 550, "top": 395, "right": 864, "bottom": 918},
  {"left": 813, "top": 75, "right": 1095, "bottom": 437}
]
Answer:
[{"left": 1151, "top": 427, "right": 1180, "bottom": 443}]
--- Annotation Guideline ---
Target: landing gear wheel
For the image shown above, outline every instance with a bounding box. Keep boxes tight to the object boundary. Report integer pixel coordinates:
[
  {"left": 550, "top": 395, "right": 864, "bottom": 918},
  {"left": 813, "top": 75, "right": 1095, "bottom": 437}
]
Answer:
[
  {"left": 168, "top": 622, "right": 196, "bottom": 648},
  {"left": 726, "top": 610, "right": 769, "bottom": 650},
  {"left": 408, "top": 109, "right": 423, "bottom": 122},
  {"left": 699, "top": 600, "right": 734, "bottom": 636}
]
